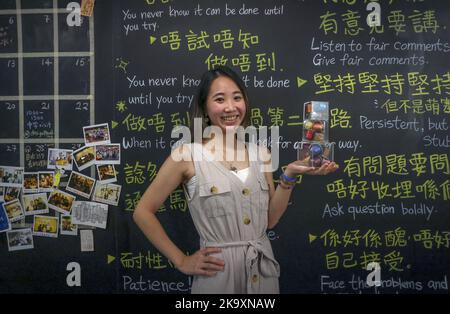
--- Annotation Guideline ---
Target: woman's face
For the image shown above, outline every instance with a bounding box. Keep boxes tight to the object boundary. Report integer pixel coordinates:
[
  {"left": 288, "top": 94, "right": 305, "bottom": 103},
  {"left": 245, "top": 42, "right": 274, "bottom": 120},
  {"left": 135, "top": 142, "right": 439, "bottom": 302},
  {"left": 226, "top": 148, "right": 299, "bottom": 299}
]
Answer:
[{"left": 206, "top": 76, "right": 246, "bottom": 133}]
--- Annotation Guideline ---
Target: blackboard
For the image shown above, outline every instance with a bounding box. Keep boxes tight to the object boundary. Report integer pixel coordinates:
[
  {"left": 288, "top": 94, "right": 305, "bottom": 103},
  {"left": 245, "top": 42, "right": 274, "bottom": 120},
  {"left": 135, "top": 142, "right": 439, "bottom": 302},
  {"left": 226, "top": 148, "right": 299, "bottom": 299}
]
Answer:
[{"left": 0, "top": 0, "right": 449, "bottom": 294}]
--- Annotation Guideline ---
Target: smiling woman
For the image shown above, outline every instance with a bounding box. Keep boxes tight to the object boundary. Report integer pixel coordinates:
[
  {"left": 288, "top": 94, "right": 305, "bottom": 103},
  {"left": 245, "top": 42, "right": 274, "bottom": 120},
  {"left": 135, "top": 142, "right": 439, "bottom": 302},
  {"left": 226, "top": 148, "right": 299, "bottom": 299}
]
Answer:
[
  {"left": 205, "top": 77, "right": 246, "bottom": 129},
  {"left": 191, "top": 66, "right": 250, "bottom": 133},
  {"left": 132, "top": 66, "right": 338, "bottom": 294}
]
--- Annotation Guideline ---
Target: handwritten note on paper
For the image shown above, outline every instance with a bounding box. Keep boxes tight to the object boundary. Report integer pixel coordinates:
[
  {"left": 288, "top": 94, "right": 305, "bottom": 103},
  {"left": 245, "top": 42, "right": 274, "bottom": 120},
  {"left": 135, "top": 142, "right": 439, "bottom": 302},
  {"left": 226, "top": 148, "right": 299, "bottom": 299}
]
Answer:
[
  {"left": 72, "top": 201, "right": 108, "bottom": 229},
  {"left": 80, "top": 229, "right": 94, "bottom": 252}
]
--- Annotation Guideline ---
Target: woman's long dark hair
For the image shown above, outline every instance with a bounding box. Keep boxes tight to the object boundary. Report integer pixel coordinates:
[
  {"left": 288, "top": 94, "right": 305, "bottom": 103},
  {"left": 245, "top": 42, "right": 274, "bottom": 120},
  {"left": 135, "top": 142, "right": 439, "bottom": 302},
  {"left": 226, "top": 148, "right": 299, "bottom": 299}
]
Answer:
[{"left": 190, "top": 66, "right": 250, "bottom": 138}]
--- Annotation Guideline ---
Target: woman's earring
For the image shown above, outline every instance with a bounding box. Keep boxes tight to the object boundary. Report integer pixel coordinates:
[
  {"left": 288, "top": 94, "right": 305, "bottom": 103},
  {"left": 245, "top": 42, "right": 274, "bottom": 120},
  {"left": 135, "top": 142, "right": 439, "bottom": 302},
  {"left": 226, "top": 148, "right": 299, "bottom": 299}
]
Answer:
[{"left": 204, "top": 115, "right": 210, "bottom": 124}]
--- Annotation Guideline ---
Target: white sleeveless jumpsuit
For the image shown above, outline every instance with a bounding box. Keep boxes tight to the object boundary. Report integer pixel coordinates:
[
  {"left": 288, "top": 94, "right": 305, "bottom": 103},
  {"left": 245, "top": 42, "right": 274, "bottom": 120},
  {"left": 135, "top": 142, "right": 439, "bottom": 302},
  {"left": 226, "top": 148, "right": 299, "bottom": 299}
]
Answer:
[{"left": 184, "top": 143, "right": 280, "bottom": 294}]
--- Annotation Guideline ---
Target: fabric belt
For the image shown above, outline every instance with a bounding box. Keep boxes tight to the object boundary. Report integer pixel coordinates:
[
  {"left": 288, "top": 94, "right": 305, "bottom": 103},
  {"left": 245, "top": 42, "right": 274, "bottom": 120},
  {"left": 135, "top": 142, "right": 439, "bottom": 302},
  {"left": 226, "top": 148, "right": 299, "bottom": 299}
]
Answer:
[{"left": 201, "top": 234, "right": 280, "bottom": 293}]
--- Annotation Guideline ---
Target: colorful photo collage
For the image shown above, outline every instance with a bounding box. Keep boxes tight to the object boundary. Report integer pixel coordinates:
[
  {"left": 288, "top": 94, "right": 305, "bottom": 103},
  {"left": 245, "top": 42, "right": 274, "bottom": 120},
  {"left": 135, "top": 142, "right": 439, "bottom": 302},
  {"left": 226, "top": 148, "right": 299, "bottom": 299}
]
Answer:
[{"left": 0, "top": 123, "right": 122, "bottom": 252}]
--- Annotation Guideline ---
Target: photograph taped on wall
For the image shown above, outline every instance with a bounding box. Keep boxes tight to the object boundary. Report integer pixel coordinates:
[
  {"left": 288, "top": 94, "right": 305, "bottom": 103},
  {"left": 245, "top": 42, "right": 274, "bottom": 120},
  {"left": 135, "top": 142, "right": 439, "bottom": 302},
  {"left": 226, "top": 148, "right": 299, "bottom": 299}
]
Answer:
[
  {"left": 4, "top": 187, "right": 21, "bottom": 203},
  {"left": 3, "top": 199, "right": 25, "bottom": 223},
  {"left": 47, "top": 148, "right": 74, "bottom": 171},
  {"left": 83, "top": 123, "right": 111, "bottom": 146},
  {"left": 95, "top": 144, "right": 121, "bottom": 165},
  {"left": 73, "top": 145, "right": 96, "bottom": 171},
  {"left": 23, "top": 172, "right": 39, "bottom": 193},
  {"left": 38, "top": 172, "right": 54, "bottom": 192},
  {"left": 66, "top": 171, "right": 96, "bottom": 199},
  {"left": 0, "top": 166, "right": 24, "bottom": 188},
  {"left": 96, "top": 164, "right": 117, "bottom": 183},
  {"left": 92, "top": 182, "right": 121, "bottom": 206},
  {"left": 60, "top": 215, "right": 78, "bottom": 236},
  {"left": 47, "top": 189, "right": 76, "bottom": 214},
  {"left": 22, "top": 193, "right": 49, "bottom": 216},
  {"left": 7, "top": 228, "right": 34, "bottom": 252},
  {"left": 33, "top": 215, "right": 59, "bottom": 238}
]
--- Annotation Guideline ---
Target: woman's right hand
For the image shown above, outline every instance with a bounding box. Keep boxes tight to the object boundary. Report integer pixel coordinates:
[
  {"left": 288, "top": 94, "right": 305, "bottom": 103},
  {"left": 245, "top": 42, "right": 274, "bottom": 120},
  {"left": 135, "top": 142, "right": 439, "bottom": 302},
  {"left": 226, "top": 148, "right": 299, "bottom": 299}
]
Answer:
[{"left": 177, "top": 247, "right": 225, "bottom": 276}]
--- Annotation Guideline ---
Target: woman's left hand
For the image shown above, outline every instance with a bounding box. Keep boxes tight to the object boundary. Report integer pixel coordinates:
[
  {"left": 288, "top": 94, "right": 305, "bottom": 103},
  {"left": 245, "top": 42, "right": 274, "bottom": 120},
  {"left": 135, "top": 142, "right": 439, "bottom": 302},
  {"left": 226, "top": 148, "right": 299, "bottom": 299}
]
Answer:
[{"left": 285, "top": 157, "right": 338, "bottom": 177}]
